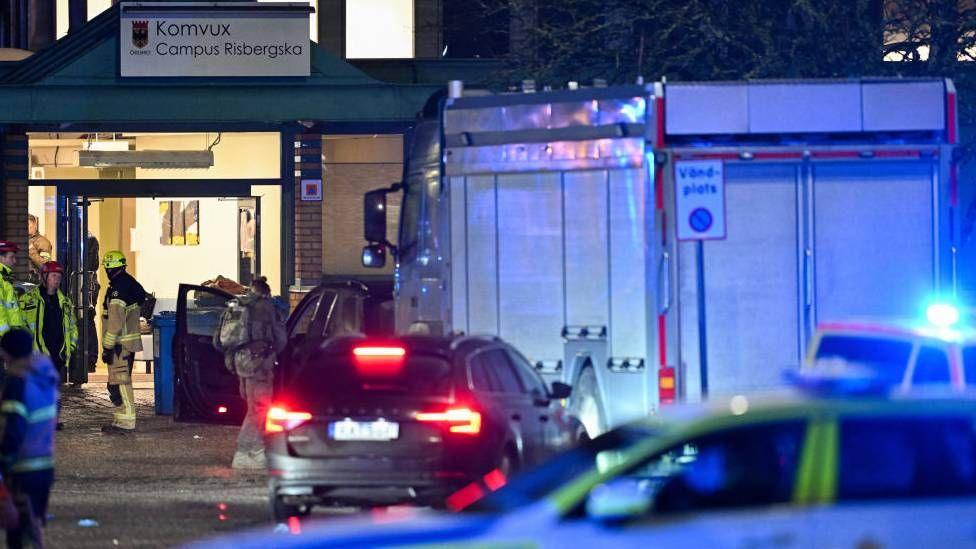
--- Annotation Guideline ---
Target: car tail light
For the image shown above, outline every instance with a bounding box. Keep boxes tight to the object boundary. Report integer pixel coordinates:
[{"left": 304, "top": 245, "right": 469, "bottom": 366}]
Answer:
[
  {"left": 265, "top": 406, "right": 312, "bottom": 433},
  {"left": 217, "top": 406, "right": 228, "bottom": 414},
  {"left": 416, "top": 407, "right": 482, "bottom": 435}
]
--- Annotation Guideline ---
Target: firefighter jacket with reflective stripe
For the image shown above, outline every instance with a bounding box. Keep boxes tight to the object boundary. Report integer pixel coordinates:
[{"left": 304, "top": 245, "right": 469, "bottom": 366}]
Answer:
[
  {"left": 102, "top": 271, "right": 145, "bottom": 353},
  {"left": 0, "top": 353, "right": 58, "bottom": 474},
  {"left": 20, "top": 287, "right": 78, "bottom": 362},
  {"left": 0, "top": 263, "right": 26, "bottom": 336}
]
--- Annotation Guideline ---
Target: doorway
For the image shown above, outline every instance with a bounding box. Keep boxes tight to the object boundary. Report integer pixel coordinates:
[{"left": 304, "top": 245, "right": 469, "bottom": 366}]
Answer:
[
  {"left": 28, "top": 131, "right": 283, "bottom": 384},
  {"left": 56, "top": 191, "right": 270, "bottom": 380}
]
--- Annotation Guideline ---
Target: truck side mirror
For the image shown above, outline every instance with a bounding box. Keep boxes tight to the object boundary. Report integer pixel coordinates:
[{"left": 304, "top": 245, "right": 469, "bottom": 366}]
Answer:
[
  {"left": 550, "top": 381, "right": 572, "bottom": 399},
  {"left": 364, "top": 189, "right": 388, "bottom": 244},
  {"left": 361, "top": 243, "right": 386, "bottom": 269}
]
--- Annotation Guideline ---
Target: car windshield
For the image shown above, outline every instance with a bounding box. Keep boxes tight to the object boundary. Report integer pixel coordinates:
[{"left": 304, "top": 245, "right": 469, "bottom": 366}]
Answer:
[
  {"left": 468, "top": 424, "right": 658, "bottom": 512},
  {"left": 289, "top": 352, "right": 454, "bottom": 399},
  {"left": 813, "top": 335, "right": 913, "bottom": 385}
]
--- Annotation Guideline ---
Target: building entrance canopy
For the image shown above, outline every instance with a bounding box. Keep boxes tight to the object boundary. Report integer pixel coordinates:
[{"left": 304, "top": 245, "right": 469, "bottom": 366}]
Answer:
[{"left": 0, "top": 3, "right": 438, "bottom": 126}]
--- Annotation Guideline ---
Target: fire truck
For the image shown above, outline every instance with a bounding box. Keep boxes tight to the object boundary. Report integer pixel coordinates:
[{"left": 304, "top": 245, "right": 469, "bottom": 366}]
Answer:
[{"left": 362, "top": 78, "right": 960, "bottom": 436}]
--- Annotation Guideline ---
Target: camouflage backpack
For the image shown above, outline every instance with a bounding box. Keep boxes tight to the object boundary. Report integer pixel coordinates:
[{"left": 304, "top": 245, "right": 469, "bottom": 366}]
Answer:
[{"left": 214, "top": 299, "right": 252, "bottom": 353}]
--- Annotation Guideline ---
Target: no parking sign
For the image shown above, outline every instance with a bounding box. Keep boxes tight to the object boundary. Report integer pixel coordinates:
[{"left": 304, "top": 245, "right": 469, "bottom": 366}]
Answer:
[{"left": 674, "top": 160, "right": 726, "bottom": 241}]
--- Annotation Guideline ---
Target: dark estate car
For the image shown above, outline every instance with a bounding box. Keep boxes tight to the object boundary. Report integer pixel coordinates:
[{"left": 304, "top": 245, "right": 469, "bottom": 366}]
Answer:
[
  {"left": 172, "top": 279, "right": 393, "bottom": 423},
  {"left": 265, "top": 334, "right": 579, "bottom": 520}
]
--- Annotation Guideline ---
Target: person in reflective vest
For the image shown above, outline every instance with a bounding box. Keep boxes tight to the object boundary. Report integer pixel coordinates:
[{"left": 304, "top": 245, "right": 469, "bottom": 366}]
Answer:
[
  {"left": 20, "top": 261, "right": 78, "bottom": 431},
  {"left": 100, "top": 251, "right": 146, "bottom": 434},
  {"left": 0, "top": 328, "right": 58, "bottom": 548},
  {"left": 0, "top": 241, "right": 27, "bottom": 337},
  {"left": 20, "top": 261, "right": 77, "bottom": 377}
]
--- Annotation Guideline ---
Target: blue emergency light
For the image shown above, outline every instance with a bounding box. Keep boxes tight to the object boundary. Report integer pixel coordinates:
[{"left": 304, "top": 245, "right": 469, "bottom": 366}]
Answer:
[{"left": 926, "top": 302, "right": 960, "bottom": 328}]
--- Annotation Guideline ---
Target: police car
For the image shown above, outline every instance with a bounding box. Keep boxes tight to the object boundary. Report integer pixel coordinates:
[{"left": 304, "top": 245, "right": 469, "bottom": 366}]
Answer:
[
  {"left": 803, "top": 302, "right": 976, "bottom": 391},
  {"left": 190, "top": 391, "right": 976, "bottom": 548}
]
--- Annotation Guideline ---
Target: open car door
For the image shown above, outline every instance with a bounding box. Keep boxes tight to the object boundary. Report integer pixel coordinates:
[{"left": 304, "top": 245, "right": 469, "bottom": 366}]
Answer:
[{"left": 174, "top": 284, "right": 245, "bottom": 424}]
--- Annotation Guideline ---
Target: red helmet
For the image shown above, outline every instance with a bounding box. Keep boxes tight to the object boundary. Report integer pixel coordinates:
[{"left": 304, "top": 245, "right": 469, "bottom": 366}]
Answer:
[
  {"left": 0, "top": 241, "right": 18, "bottom": 254},
  {"left": 40, "top": 261, "right": 65, "bottom": 277}
]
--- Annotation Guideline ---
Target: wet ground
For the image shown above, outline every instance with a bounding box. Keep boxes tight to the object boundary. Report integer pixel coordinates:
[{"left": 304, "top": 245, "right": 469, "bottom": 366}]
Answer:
[{"left": 48, "top": 383, "right": 270, "bottom": 548}]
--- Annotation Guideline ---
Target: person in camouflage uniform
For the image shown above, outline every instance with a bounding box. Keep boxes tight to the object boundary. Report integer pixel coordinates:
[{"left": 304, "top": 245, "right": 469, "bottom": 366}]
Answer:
[
  {"left": 217, "top": 276, "right": 285, "bottom": 469},
  {"left": 26, "top": 215, "right": 52, "bottom": 286}
]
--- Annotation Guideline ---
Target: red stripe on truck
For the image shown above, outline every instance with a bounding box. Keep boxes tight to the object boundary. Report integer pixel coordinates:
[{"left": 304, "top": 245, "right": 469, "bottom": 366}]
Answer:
[
  {"left": 655, "top": 95, "right": 666, "bottom": 147},
  {"left": 948, "top": 91, "right": 958, "bottom": 144},
  {"left": 658, "top": 315, "right": 667, "bottom": 367}
]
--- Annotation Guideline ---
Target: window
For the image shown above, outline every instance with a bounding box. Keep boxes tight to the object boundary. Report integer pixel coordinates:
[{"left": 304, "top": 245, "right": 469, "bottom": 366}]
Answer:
[
  {"left": 621, "top": 422, "right": 806, "bottom": 514},
  {"left": 345, "top": 0, "right": 414, "bottom": 59},
  {"left": 962, "top": 346, "right": 976, "bottom": 385},
  {"left": 912, "top": 346, "right": 951, "bottom": 385},
  {"left": 186, "top": 289, "right": 232, "bottom": 336},
  {"left": 288, "top": 292, "right": 325, "bottom": 338},
  {"left": 507, "top": 350, "right": 547, "bottom": 395},
  {"left": 325, "top": 295, "right": 362, "bottom": 336},
  {"left": 484, "top": 350, "right": 525, "bottom": 394},
  {"left": 470, "top": 350, "right": 524, "bottom": 394},
  {"left": 397, "top": 181, "right": 421, "bottom": 261},
  {"left": 469, "top": 354, "right": 498, "bottom": 392},
  {"left": 814, "top": 335, "right": 912, "bottom": 385},
  {"left": 839, "top": 417, "right": 976, "bottom": 501},
  {"left": 292, "top": 353, "right": 453, "bottom": 399}
]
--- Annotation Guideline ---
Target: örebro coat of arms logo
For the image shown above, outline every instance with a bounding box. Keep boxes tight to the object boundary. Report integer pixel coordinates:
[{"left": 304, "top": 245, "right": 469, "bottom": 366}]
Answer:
[{"left": 131, "top": 21, "right": 149, "bottom": 49}]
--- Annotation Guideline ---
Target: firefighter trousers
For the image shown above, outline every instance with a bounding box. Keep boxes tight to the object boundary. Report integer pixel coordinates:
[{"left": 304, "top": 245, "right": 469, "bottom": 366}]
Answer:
[{"left": 106, "top": 352, "right": 136, "bottom": 430}]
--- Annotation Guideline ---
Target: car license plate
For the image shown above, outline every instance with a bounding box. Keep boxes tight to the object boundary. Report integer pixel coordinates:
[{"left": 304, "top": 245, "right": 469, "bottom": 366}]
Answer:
[{"left": 329, "top": 419, "right": 400, "bottom": 441}]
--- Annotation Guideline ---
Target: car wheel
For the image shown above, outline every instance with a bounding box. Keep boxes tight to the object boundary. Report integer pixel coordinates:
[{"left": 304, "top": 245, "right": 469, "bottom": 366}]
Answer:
[
  {"left": 497, "top": 446, "right": 518, "bottom": 478},
  {"left": 570, "top": 366, "right": 606, "bottom": 438},
  {"left": 271, "top": 496, "right": 311, "bottom": 522}
]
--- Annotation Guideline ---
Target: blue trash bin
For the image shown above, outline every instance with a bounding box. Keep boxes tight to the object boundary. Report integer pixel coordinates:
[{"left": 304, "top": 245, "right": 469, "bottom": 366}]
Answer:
[{"left": 153, "top": 312, "right": 177, "bottom": 415}]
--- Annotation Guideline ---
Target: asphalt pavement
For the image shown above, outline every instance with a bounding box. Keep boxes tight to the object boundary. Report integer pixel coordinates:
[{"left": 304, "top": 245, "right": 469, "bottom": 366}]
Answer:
[{"left": 47, "top": 383, "right": 270, "bottom": 547}]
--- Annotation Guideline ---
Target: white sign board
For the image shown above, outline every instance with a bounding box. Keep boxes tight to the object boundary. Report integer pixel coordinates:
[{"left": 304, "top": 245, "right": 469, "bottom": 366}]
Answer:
[
  {"left": 674, "top": 160, "right": 726, "bottom": 241},
  {"left": 301, "top": 179, "right": 322, "bottom": 201},
  {"left": 120, "top": 2, "right": 310, "bottom": 77}
]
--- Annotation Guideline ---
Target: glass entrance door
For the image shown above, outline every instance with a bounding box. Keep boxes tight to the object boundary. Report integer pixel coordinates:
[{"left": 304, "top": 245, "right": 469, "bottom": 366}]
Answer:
[{"left": 57, "top": 194, "right": 99, "bottom": 384}]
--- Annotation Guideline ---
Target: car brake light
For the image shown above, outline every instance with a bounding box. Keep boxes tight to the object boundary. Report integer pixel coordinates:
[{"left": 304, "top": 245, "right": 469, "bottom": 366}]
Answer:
[
  {"left": 217, "top": 406, "right": 228, "bottom": 414},
  {"left": 353, "top": 345, "right": 407, "bottom": 376},
  {"left": 416, "top": 408, "right": 482, "bottom": 435},
  {"left": 353, "top": 346, "right": 407, "bottom": 357},
  {"left": 265, "top": 406, "right": 312, "bottom": 433}
]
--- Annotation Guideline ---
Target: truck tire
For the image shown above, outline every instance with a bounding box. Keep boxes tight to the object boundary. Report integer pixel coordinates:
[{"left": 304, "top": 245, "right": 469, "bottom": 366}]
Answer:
[{"left": 570, "top": 366, "right": 606, "bottom": 438}]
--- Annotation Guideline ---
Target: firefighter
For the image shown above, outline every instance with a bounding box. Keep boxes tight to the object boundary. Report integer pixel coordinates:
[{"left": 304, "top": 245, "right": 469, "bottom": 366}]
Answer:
[
  {"left": 0, "top": 241, "right": 26, "bottom": 335},
  {"left": 20, "top": 261, "right": 78, "bottom": 431},
  {"left": 100, "top": 251, "right": 146, "bottom": 434},
  {"left": 0, "top": 328, "right": 58, "bottom": 548}
]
